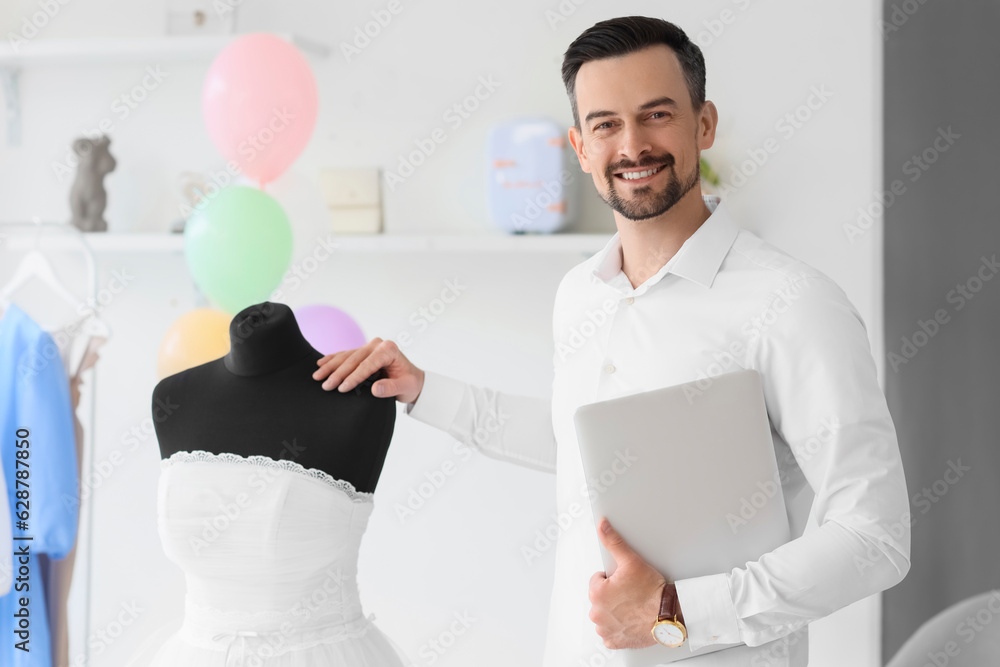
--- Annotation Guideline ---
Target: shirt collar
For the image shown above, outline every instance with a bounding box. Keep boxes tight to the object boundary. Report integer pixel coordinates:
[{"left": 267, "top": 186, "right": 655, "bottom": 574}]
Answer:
[{"left": 591, "top": 194, "right": 739, "bottom": 292}]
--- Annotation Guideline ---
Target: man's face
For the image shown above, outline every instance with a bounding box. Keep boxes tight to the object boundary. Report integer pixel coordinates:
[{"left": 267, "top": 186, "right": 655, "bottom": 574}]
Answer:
[{"left": 568, "top": 45, "right": 717, "bottom": 222}]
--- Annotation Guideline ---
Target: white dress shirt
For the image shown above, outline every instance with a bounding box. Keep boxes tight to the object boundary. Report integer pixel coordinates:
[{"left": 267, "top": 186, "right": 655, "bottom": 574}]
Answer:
[{"left": 405, "top": 194, "right": 910, "bottom": 666}]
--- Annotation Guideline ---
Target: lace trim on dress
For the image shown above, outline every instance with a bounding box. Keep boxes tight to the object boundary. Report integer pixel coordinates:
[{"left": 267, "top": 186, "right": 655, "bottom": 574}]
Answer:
[{"left": 161, "top": 449, "right": 374, "bottom": 503}]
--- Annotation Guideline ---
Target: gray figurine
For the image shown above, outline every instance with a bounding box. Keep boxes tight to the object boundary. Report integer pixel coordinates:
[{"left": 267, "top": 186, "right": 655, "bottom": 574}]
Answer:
[{"left": 69, "top": 135, "right": 117, "bottom": 232}]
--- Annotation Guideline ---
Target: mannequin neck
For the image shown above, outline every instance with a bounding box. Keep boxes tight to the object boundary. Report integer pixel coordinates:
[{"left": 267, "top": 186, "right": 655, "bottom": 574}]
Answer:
[{"left": 223, "top": 302, "right": 317, "bottom": 377}]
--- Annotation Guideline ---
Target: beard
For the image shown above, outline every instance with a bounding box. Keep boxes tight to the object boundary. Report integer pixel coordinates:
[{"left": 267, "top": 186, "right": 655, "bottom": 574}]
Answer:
[{"left": 600, "top": 152, "right": 701, "bottom": 221}]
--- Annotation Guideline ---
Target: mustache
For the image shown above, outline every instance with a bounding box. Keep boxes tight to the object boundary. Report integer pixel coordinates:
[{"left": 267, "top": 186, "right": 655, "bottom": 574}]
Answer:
[{"left": 607, "top": 154, "right": 675, "bottom": 178}]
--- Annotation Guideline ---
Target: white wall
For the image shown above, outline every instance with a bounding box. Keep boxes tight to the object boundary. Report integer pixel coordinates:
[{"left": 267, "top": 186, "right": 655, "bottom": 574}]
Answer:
[{"left": 0, "top": 1, "right": 888, "bottom": 665}]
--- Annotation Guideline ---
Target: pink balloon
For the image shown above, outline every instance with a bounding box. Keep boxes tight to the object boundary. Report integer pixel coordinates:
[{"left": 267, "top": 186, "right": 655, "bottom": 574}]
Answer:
[
  {"left": 203, "top": 33, "right": 318, "bottom": 187},
  {"left": 293, "top": 305, "right": 366, "bottom": 355}
]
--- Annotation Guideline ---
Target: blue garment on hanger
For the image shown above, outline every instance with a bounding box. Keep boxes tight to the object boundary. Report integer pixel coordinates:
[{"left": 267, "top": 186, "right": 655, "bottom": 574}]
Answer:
[
  {"left": 0, "top": 303, "right": 79, "bottom": 667},
  {"left": 0, "top": 442, "right": 9, "bottom": 596}
]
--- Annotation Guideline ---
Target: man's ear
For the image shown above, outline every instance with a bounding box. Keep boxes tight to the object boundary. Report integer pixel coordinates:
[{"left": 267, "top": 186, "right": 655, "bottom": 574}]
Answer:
[
  {"left": 697, "top": 100, "right": 719, "bottom": 152},
  {"left": 568, "top": 125, "right": 592, "bottom": 174}
]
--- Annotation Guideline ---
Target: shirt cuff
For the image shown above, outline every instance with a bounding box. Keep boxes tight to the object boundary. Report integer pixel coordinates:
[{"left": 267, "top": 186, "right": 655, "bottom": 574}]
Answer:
[
  {"left": 674, "top": 573, "right": 741, "bottom": 651},
  {"left": 404, "top": 369, "right": 466, "bottom": 433}
]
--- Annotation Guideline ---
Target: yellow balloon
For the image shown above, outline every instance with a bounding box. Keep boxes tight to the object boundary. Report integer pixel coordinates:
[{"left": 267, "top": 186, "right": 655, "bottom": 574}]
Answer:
[{"left": 157, "top": 308, "right": 232, "bottom": 379}]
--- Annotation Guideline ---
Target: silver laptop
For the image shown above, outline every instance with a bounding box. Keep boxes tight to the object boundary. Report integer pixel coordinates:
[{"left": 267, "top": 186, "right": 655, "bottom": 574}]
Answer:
[{"left": 573, "top": 369, "right": 791, "bottom": 665}]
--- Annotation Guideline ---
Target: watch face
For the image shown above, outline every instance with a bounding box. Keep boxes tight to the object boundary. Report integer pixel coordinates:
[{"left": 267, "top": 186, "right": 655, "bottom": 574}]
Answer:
[{"left": 653, "top": 621, "right": 685, "bottom": 647}]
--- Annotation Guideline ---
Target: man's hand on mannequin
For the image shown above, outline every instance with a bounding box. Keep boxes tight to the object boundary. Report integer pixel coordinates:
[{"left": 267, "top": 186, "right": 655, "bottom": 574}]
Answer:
[
  {"left": 588, "top": 518, "right": 672, "bottom": 649},
  {"left": 312, "top": 337, "right": 426, "bottom": 405}
]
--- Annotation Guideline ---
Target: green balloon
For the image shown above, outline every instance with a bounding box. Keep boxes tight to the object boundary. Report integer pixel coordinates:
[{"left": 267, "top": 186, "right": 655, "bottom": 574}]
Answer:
[{"left": 184, "top": 186, "right": 293, "bottom": 314}]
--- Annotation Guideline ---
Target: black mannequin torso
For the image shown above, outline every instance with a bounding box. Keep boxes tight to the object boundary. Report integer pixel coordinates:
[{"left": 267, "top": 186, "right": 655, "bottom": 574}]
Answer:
[{"left": 151, "top": 301, "right": 394, "bottom": 493}]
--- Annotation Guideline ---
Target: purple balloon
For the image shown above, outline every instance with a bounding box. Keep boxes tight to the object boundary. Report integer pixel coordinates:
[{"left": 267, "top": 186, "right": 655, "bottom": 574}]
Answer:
[{"left": 293, "top": 304, "right": 366, "bottom": 355}]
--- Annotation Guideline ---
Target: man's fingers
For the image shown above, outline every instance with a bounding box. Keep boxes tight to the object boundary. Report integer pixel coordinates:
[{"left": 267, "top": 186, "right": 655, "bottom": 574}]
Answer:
[
  {"left": 317, "top": 341, "right": 379, "bottom": 389},
  {"left": 589, "top": 571, "right": 606, "bottom": 588},
  {"left": 588, "top": 570, "right": 607, "bottom": 603},
  {"left": 313, "top": 349, "right": 354, "bottom": 382},
  {"left": 338, "top": 339, "right": 396, "bottom": 392},
  {"left": 312, "top": 351, "right": 346, "bottom": 378}
]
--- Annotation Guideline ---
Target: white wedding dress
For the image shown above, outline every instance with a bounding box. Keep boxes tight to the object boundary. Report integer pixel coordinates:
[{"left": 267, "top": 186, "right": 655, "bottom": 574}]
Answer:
[{"left": 142, "top": 450, "right": 409, "bottom": 667}]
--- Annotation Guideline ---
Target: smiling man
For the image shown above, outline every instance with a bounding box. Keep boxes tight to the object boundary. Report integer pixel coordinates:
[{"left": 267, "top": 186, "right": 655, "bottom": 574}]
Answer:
[
  {"left": 557, "top": 16, "right": 910, "bottom": 666},
  {"left": 314, "top": 14, "right": 911, "bottom": 667}
]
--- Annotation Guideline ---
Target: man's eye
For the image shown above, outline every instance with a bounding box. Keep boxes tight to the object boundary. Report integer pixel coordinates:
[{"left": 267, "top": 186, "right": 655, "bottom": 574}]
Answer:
[
  {"left": 595, "top": 122, "right": 613, "bottom": 130},
  {"left": 651, "top": 112, "right": 671, "bottom": 119}
]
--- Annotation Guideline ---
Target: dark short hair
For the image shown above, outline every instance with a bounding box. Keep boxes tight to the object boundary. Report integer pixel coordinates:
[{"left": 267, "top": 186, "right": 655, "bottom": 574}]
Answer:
[{"left": 561, "top": 16, "right": 706, "bottom": 128}]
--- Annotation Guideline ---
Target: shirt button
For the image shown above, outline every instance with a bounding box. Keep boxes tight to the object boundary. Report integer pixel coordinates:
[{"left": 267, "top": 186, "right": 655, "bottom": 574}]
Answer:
[
  {"left": 605, "top": 364, "right": 616, "bottom": 374},
  {"left": 625, "top": 297, "right": 634, "bottom": 305}
]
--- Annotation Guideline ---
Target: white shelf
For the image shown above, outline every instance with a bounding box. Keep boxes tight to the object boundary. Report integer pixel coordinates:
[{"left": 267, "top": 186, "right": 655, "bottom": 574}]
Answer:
[
  {"left": 71, "top": 232, "right": 612, "bottom": 255},
  {"left": 0, "top": 32, "right": 328, "bottom": 146},
  {"left": 1, "top": 230, "right": 612, "bottom": 254},
  {"left": 0, "top": 33, "right": 329, "bottom": 67}
]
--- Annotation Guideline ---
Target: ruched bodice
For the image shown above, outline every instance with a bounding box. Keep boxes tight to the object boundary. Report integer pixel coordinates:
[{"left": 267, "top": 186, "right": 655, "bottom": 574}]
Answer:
[{"left": 142, "top": 450, "right": 407, "bottom": 667}]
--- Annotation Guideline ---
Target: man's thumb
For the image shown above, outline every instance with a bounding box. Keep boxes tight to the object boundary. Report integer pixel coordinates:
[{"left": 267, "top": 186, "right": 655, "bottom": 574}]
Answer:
[
  {"left": 373, "top": 377, "right": 415, "bottom": 400},
  {"left": 598, "top": 518, "right": 636, "bottom": 564}
]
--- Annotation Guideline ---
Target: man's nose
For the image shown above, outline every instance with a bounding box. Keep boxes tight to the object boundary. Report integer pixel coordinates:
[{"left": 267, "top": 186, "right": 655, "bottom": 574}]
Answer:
[{"left": 617, "top": 123, "right": 654, "bottom": 163}]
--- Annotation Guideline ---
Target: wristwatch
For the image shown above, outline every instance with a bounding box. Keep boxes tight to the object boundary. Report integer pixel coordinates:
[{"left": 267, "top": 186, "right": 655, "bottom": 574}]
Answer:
[{"left": 651, "top": 582, "right": 687, "bottom": 647}]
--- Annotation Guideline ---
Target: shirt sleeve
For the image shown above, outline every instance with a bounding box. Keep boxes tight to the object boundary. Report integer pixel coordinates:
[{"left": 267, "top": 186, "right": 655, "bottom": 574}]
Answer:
[
  {"left": 405, "top": 369, "right": 557, "bottom": 474},
  {"left": 18, "top": 331, "right": 80, "bottom": 560},
  {"left": 0, "top": 459, "right": 10, "bottom": 594},
  {"left": 674, "top": 272, "right": 911, "bottom": 650}
]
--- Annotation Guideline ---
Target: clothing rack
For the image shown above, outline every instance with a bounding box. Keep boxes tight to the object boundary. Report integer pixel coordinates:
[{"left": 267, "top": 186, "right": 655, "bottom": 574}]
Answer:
[{"left": 0, "top": 218, "right": 105, "bottom": 667}]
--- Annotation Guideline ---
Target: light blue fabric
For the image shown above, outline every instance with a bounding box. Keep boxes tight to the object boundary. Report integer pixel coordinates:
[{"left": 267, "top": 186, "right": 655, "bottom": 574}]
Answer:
[{"left": 0, "top": 303, "right": 79, "bottom": 666}]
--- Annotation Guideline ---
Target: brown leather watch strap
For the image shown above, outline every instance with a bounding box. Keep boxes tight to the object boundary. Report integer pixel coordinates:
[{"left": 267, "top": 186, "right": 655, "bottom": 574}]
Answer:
[{"left": 658, "top": 582, "right": 678, "bottom": 621}]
